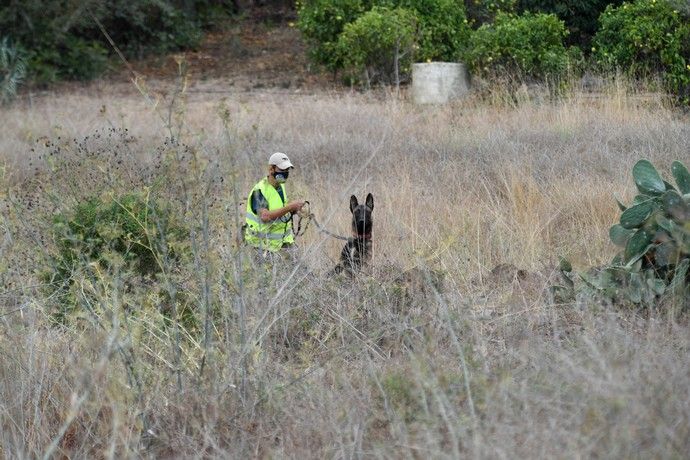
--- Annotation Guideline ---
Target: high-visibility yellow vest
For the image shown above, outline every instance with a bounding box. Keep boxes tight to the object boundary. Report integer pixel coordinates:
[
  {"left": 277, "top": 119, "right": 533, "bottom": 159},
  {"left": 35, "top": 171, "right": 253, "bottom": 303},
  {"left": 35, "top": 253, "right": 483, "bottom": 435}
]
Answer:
[{"left": 244, "top": 178, "right": 294, "bottom": 251}]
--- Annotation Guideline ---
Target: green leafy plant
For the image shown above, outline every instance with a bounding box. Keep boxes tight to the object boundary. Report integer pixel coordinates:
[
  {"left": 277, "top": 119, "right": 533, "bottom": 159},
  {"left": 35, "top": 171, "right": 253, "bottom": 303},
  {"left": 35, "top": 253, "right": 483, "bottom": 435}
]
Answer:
[
  {"left": 90, "top": 0, "right": 206, "bottom": 57},
  {"left": 464, "top": 0, "right": 517, "bottom": 26},
  {"left": 605, "top": 160, "right": 690, "bottom": 298},
  {"left": 60, "top": 36, "right": 109, "bottom": 81},
  {"left": 44, "top": 191, "right": 190, "bottom": 322},
  {"left": 0, "top": 37, "right": 26, "bottom": 104},
  {"left": 0, "top": 0, "right": 228, "bottom": 84},
  {"left": 556, "top": 160, "right": 690, "bottom": 308},
  {"left": 464, "top": 12, "right": 572, "bottom": 81},
  {"left": 297, "top": 0, "right": 373, "bottom": 71},
  {"left": 516, "top": 0, "right": 624, "bottom": 48},
  {"left": 337, "top": 6, "right": 418, "bottom": 86},
  {"left": 297, "top": 0, "right": 471, "bottom": 75},
  {"left": 393, "top": 0, "right": 471, "bottom": 62},
  {"left": 593, "top": 0, "right": 690, "bottom": 104}
]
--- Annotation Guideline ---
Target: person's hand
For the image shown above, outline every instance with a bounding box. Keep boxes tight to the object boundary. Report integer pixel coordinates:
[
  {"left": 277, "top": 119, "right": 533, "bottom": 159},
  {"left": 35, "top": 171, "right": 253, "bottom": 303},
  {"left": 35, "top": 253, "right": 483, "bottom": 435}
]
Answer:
[{"left": 288, "top": 200, "right": 305, "bottom": 213}]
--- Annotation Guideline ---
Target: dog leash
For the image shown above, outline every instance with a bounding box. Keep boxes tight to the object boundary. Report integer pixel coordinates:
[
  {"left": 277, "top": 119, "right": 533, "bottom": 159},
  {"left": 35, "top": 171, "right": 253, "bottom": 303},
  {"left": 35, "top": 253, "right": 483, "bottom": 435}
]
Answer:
[{"left": 292, "top": 201, "right": 350, "bottom": 241}]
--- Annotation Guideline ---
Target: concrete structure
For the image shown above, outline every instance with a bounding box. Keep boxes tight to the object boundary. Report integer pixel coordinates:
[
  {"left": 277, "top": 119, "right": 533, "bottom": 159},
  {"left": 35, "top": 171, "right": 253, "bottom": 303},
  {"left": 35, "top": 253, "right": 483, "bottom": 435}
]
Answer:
[{"left": 411, "top": 62, "right": 470, "bottom": 104}]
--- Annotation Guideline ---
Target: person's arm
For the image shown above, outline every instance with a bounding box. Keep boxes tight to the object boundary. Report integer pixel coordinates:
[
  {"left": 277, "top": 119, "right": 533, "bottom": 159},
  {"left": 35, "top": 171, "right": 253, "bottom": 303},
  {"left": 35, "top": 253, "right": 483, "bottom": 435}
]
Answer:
[
  {"left": 251, "top": 189, "right": 304, "bottom": 223},
  {"left": 259, "top": 201, "right": 304, "bottom": 222}
]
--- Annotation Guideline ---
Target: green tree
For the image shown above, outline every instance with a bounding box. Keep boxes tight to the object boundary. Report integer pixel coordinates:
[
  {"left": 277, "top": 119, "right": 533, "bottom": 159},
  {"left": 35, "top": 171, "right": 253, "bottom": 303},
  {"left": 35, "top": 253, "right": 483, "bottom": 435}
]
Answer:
[
  {"left": 297, "top": 0, "right": 471, "bottom": 74},
  {"left": 0, "top": 0, "right": 234, "bottom": 84},
  {"left": 337, "top": 6, "right": 418, "bottom": 86},
  {"left": 297, "top": 0, "right": 373, "bottom": 72},
  {"left": 516, "top": 0, "right": 625, "bottom": 48},
  {"left": 464, "top": 12, "right": 571, "bottom": 80},
  {"left": 392, "top": 0, "right": 471, "bottom": 61},
  {"left": 593, "top": 0, "right": 690, "bottom": 103},
  {"left": 464, "top": 0, "right": 517, "bottom": 27}
]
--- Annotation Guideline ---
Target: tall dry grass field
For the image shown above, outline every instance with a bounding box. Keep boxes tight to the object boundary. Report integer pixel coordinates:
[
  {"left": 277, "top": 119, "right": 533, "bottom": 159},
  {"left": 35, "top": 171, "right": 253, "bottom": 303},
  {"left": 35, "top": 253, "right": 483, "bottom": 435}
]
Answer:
[{"left": 1, "top": 80, "right": 689, "bottom": 458}]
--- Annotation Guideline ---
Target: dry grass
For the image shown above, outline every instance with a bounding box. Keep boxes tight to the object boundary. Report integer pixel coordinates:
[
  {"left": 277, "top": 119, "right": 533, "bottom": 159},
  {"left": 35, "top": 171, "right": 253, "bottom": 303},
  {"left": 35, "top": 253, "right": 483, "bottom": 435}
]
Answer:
[{"left": 1, "top": 78, "right": 689, "bottom": 458}]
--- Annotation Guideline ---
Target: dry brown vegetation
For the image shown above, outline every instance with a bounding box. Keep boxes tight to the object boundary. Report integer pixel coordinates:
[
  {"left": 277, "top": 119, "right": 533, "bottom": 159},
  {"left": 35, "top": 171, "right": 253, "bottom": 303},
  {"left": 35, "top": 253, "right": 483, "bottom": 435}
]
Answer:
[{"left": 1, "top": 77, "right": 689, "bottom": 458}]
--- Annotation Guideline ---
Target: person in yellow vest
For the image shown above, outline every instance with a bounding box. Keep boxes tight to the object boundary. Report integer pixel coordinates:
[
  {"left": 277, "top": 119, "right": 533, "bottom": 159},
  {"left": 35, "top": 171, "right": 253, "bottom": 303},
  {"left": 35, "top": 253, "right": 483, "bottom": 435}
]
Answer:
[{"left": 245, "top": 152, "right": 305, "bottom": 252}]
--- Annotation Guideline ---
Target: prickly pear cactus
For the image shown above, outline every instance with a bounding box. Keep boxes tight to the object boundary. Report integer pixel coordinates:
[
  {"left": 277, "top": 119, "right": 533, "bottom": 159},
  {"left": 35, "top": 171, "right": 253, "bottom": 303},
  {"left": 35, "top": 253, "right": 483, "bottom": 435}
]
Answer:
[
  {"left": 597, "top": 159, "right": 690, "bottom": 305},
  {"left": 555, "top": 159, "right": 690, "bottom": 308}
]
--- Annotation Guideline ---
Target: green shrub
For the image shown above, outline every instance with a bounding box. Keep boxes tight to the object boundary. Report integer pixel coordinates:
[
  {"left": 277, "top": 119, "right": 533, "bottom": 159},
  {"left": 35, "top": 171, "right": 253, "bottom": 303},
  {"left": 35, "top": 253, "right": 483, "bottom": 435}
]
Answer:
[
  {"left": 0, "top": 37, "right": 26, "bottom": 104},
  {"left": 393, "top": 0, "right": 471, "bottom": 62},
  {"left": 593, "top": 0, "right": 690, "bottom": 103},
  {"left": 297, "top": 0, "right": 471, "bottom": 74},
  {"left": 89, "top": 0, "right": 206, "bottom": 58},
  {"left": 465, "top": 0, "right": 517, "bottom": 26},
  {"left": 297, "top": 0, "right": 373, "bottom": 71},
  {"left": 516, "top": 0, "right": 624, "bottom": 48},
  {"left": 44, "top": 192, "right": 189, "bottom": 322},
  {"left": 0, "top": 0, "right": 231, "bottom": 84},
  {"left": 60, "top": 37, "right": 110, "bottom": 81},
  {"left": 337, "top": 6, "right": 418, "bottom": 85},
  {"left": 464, "top": 12, "right": 571, "bottom": 80}
]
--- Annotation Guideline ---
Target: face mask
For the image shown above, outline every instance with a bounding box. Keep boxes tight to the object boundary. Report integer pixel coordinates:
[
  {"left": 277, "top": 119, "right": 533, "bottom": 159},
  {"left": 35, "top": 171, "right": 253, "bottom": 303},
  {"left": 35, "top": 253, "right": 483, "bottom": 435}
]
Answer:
[{"left": 273, "top": 169, "right": 289, "bottom": 183}]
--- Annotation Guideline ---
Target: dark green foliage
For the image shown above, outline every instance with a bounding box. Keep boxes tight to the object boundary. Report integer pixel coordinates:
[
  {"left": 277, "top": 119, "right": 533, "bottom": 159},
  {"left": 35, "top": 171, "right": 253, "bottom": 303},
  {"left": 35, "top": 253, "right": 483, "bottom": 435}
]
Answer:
[
  {"left": 45, "top": 192, "right": 189, "bottom": 321},
  {"left": 593, "top": 0, "right": 690, "bottom": 103},
  {"left": 297, "top": 0, "right": 373, "bottom": 71},
  {"left": 0, "top": 0, "right": 234, "bottom": 84},
  {"left": 297, "top": 0, "right": 470, "bottom": 75},
  {"left": 60, "top": 37, "right": 110, "bottom": 82},
  {"left": 464, "top": 0, "right": 517, "bottom": 26},
  {"left": 516, "top": 0, "right": 624, "bottom": 47},
  {"left": 87, "top": 0, "right": 207, "bottom": 58},
  {"left": 619, "top": 200, "right": 655, "bottom": 228},
  {"left": 392, "top": 0, "right": 471, "bottom": 62},
  {"left": 464, "top": 12, "right": 571, "bottom": 80},
  {"left": 53, "top": 194, "right": 176, "bottom": 275}
]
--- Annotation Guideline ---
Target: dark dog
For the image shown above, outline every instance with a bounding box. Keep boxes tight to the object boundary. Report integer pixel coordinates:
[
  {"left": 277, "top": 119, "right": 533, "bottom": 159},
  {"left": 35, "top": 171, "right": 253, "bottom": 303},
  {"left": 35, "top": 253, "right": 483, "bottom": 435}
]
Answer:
[{"left": 334, "top": 193, "right": 374, "bottom": 275}]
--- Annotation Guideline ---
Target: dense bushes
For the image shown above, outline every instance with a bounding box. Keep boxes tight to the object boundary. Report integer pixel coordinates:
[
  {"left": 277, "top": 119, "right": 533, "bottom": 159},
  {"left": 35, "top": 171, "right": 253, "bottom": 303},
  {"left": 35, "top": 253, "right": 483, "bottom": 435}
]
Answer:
[
  {"left": 299, "top": 0, "right": 572, "bottom": 84},
  {"left": 0, "top": 0, "right": 234, "bottom": 84},
  {"left": 394, "top": 0, "right": 471, "bottom": 62},
  {"left": 296, "top": 0, "right": 373, "bottom": 72},
  {"left": 297, "top": 0, "right": 688, "bottom": 102},
  {"left": 464, "top": 0, "right": 517, "bottom": 26},
  {"left": 2, "top": 0, "right": 688, "bottom": 102},
  {"left": 464, "top": 12, "right": 571, "bottom": 80},
  {"left": 297, "top": 0, "right": 470, "bottom": 79},
  {"left": 593, "top": 0, "right": 690, "bottom": 102},
  {"left": 517, "top": 0, "right": 624, "bottom": 47}
]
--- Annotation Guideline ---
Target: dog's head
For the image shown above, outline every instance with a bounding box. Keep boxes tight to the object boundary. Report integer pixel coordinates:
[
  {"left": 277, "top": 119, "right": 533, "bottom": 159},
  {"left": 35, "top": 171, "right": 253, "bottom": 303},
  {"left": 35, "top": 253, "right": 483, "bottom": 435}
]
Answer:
[{"left": 349, "top": 193, "right": 374, "bottom": 237}]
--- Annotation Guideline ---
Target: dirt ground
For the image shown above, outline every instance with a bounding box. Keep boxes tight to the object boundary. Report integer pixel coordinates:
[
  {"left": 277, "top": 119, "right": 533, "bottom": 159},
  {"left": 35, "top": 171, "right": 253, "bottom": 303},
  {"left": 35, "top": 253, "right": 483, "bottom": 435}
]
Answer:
[{"left": 37, "top": 7, "right": 337, "bottom": 100}]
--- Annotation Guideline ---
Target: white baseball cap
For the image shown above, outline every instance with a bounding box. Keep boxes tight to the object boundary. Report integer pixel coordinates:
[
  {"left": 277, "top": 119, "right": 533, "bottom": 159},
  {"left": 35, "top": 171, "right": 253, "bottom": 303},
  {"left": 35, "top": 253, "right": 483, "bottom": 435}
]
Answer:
[{"left": 268, "top": 152, "right": 293, "bottom": 170}]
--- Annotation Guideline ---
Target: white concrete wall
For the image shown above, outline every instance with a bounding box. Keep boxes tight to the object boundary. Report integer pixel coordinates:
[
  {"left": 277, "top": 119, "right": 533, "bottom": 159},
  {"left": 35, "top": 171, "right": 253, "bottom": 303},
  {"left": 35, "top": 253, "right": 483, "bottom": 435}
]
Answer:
[{"left": 412, "top": 62, "right": 470, "bottom": 104}]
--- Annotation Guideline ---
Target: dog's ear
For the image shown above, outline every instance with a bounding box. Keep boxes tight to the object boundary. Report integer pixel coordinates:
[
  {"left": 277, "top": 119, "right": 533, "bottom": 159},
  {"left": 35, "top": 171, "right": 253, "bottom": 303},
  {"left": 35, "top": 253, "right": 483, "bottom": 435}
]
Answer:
[
  {"left": 365, "top": 193, "right": 374, "bottom": 210},
  {"left": 350, "top": 195, "right": 358, "bottom": 213}
]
